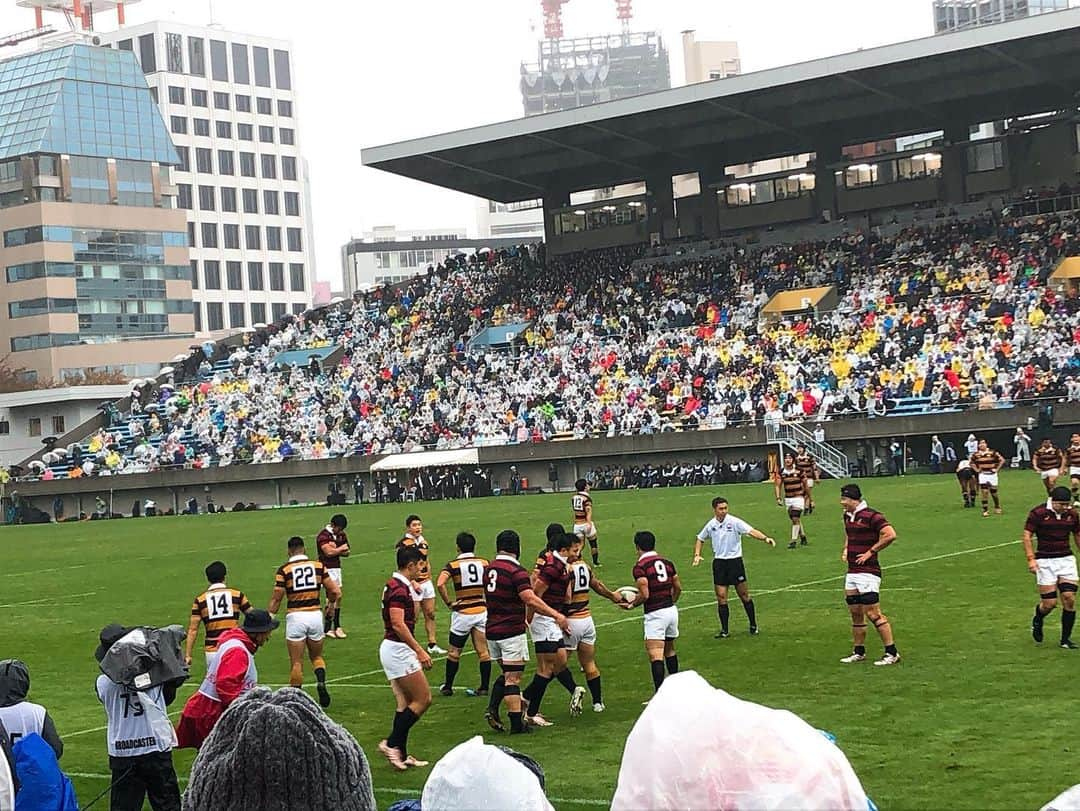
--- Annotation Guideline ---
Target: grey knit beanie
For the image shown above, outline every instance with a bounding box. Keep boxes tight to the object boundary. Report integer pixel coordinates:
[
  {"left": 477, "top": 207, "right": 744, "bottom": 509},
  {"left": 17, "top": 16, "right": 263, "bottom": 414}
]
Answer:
[{"left": 183, "top": 687, "right": 376, "bottom": 811}]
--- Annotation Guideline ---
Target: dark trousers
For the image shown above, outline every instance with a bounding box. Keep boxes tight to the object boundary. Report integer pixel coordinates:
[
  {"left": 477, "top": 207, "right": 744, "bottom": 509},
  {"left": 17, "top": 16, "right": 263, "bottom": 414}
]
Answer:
[{"left": 109, "top": 751, "right": 180, "bottom": 811}]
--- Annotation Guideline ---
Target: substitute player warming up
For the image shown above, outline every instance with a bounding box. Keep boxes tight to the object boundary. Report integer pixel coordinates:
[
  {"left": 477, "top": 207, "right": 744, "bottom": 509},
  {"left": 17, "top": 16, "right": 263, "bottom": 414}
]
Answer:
[
  {"left": 775, "top": 454, "right": 809, "bottom": 548},
  {"left": 623, "top": 531, "right": 682, "bottom": 694},
  {"left": 435, "top": 532, "right": 492, "bottom": 696},
  {"left": 971, "top": 439, "right": 1006, "bottom": 516},
  {"left": 1023, "top": 486, "right": 1080, "bottom": 649},
  {"left": 839, "top": 484, "right": 901, "bottom": 666},
  {"left": 379, "top": 545, "right": 434, "bottom": 771},
  {"left": 693, "top": 496, "right": 774, "bottom": 638}
]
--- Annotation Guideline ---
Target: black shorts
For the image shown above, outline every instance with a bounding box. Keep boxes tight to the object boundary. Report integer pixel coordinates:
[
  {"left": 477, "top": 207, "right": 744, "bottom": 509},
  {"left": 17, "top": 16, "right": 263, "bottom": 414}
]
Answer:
[{"left": 712, "top": 557, "right": 747, "bottom": 586}]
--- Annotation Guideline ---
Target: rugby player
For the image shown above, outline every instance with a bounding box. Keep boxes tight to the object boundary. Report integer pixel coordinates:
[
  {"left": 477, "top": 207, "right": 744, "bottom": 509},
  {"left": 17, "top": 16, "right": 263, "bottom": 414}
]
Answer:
[
  {"left": 572, "top": 479, "right": 600, "bottom": 566},
  {"left": 378, "top": 544, "right": 434, "bottom": 771},
  {"left": 1023, "top": 486, "right": 1080, "bottom": 649},
  {"left": 970, "top": 438, "right": 1006, "bottom": 516},
  {"left": 839, "top": 484, "right": 900, "bottom": 666},
  {"left": 534, "top": 523, "right": 563, "bottom": 573},
  {"left": 184, "top": 560, "right": 252, "bottom": 667},
  {"left": 317, "top": 514, "right": 350, "bottom": 638},
  {"left": 566, "top": 536, "right": 625, "bottom": 712},
  {"left": 794, "top": 445, "right": 819, "bottom": 514},
  {"left": 435, "top": 532, "right": 492, "bottom": 697},
  {"left": 1033, "top": 438, "right": 1066, "bottom": 496},
  {"left": 774, "top": 453, "right": 809, "bottom": 548},
  {"left": 268, "top": 536, "right": 340, "bottom": 708},
  {"left": 523, "top": 533, "right": 586, "bottom": 726},
  {"left": 1067, "top": 433, "right": 1080, "bottom": 506},
  {"left": 955, "top": 459, "right": 978, "bottom": 508},
  {"left": 623, "top": 530, "right": 682, "bottom": 693},
  {"left": 692, "top": 496, "right": 775, "bottom": 638},
  {"left": 398, "top": 515, "right": 446, "bottom": 655},
  {"left": 483, "top": 530, "right": 570, "bottom": 735}
]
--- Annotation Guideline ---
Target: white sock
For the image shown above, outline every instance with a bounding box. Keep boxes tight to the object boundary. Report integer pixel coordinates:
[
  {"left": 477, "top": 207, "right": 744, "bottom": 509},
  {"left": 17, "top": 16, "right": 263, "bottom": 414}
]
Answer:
[{"left": 791, "top": 525, "right": 800, "bottom": 541}]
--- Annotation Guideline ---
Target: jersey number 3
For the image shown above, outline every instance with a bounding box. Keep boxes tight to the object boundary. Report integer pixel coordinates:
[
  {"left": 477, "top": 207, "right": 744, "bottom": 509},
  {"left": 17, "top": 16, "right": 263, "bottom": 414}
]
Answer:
[{"left": 485, "top": 569, "right": 498, "bottom": 592}]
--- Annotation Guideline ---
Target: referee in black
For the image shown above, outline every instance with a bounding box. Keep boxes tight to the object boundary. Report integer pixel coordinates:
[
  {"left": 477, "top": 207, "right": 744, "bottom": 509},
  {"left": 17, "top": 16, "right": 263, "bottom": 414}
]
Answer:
[{"left": 692, "top": 496, "right": 775, "bottom": 638}]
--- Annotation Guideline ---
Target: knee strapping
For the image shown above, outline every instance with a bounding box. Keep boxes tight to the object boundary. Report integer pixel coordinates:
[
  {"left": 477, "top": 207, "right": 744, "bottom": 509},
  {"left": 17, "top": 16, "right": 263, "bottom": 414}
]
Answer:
[
  {"left": 1060, "top": 583, "right": 1078, "bottom": 594},
  {"left": 858, "top": 592, "right": 880, "bottom": 605},
  {"left": 1041, "top": 590, "right": 1058, "bottom": 600}
]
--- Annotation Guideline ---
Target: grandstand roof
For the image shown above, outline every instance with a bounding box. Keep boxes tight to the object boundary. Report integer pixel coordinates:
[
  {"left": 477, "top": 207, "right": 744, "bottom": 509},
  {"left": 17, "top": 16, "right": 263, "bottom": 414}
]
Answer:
[{"left": 362, "top": 10, "right": 1080, "bottom": 202}]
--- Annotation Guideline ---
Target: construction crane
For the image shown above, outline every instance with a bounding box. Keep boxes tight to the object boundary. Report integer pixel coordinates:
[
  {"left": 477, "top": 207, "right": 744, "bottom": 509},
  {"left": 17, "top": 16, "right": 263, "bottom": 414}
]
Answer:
[{"left": 540, "top": 0, "right": 634, "bottom": 39}]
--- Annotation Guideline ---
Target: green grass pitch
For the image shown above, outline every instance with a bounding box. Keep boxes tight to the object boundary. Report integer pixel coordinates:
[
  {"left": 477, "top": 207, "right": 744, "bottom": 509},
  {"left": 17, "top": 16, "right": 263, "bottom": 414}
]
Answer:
[{"left": 4, "top": 470, "right": 1072, "bottom": 809}]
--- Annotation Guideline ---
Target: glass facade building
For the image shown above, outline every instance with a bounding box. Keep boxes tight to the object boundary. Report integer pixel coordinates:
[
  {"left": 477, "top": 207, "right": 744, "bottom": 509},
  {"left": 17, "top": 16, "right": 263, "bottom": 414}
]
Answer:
[{"left": 933, "top": 0, "right": 1070, "bottom": 33}]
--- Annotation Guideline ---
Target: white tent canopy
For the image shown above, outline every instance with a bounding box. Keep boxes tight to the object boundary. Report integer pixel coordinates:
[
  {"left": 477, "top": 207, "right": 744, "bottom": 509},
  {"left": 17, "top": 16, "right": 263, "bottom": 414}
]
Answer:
[{"left": 369, "top": 448, "right": 479, "bottom": 472}]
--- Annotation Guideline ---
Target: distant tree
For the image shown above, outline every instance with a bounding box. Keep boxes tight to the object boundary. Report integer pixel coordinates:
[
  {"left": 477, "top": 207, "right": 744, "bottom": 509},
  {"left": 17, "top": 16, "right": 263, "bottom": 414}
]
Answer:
[{"left": 0, "top": 356, "right": 128, "bottom": 393}]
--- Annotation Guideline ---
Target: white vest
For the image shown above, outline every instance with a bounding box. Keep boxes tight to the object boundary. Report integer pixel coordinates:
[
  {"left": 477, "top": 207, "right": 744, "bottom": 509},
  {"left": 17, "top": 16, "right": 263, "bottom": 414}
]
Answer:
[
  {"left": 0, "top": 702, "right": 45, "bottom": 745},
  {"left": 197, "top": 636, "right": 257, "bottom": 702},
  {"left": 95, "top": 675, "right": 174, "bottom": 757}
]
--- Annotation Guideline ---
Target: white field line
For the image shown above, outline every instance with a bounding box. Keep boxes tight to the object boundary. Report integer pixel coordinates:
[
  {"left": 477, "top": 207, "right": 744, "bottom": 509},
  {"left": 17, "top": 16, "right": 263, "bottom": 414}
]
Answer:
[
  {"left": 0, "top": 590, "right": 96, "bottom": 608},
  {"left": 1, "top": 542, "right": 250, "bottom": 580}
]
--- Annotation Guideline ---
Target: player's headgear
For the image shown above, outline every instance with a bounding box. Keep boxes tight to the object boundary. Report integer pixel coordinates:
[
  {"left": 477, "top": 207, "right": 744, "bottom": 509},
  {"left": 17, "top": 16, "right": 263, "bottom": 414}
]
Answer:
[
  {"left": 496, "top": 529, "right": 521, "bottom": 555},
  {"left": 553, "top": 533, "right": 575, "bottom": 552},
  {"left": 840, "top": 484, "right": 862, "bottom": 500},
  {"left": 287, "top": 536, "right": 305, "bottom": 552},
  {"left": 1051, "top": 486, "right": 1072, "bottom": 503},
  {"left": 205, "top": 561, "right": 226, "bottom": 583},
  {"left": 634, "top": 530, "right": 656, "bottom": 552},
  {"left": 396, "top": 544, "right": 423, "bottom": 568},
  {"left": 330, "top": 514, "right": 347, "bottom": 529},
  {"left": 456, "top": 532, "right": 476, "bottom": 553}
]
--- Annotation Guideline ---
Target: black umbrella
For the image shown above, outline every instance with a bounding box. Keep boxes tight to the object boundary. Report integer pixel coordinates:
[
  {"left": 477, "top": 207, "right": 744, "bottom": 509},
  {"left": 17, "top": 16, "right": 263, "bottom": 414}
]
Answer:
[{"left": 41, "top": 436, "right": 57, "bottom": 449}]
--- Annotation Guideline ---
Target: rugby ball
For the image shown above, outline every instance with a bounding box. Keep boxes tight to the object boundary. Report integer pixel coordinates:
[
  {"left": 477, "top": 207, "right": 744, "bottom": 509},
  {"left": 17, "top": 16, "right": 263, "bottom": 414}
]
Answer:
[{"left": 617, "top": 586, "right": 640, "bottom": 603}]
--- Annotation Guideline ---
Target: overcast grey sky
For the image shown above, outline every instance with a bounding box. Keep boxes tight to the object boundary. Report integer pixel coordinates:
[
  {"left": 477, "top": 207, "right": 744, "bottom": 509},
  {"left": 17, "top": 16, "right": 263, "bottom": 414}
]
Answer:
[{"left": 0, "top": 0, "right": 1064, "bottom": 286}]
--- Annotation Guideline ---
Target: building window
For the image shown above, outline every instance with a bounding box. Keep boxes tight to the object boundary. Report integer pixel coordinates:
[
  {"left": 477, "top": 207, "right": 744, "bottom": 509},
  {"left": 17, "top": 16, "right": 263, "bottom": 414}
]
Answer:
[
  {"left": 166, "top": 32, "right": 183, "bottom": 72},
  {"left": 215, "top": 121, "right": 232, "bottom": 139},
  {"left": 191, "top": 88, "right": 208, "bottom": 107},
  {"left": 223, "top": 224, "right": 240, "bottom": 250},
  {"left": 226, "top": 261, "right": 243, "bottom": 289},
  {"left": 116, "top": 160, "right": 153, "bottom": 207},
  {"left": 168, "top": 85, "right": 185, "bottom": 104},
  {"left": 198, "top": 185, "right": 216, "bottom": 211},
  {"left": 968, "top": 140, "right": 1005, "bottom": 172},
  {"left": 289, "top": 263, "right": 305, "bottom": 291},
  {"left": 188, "top": 221, "right": 197, "bottom": 247},
  {"left": 280, "top": 128, "right": 295, "bottom": 145},
  {"left": 248, "top": 262, "right": 264, "bottom": 290},
  {"left": 242, "top": 188, "right": 258, "bottom": 214},
  {"left": 201, "top": 222, "right": 218, "bottom": 248},
  {"left": 245, "top": 225, "right": 261, "bottom": 249},
  {"left": 193, "top": 118, "right": 210, "bottom": 137},
  {"left": 238, "top": 123, "right": 253, "bottom": 141},
  {"left": 251, "top": 302, "right": 266, "bottom": 324},
  {"left": 274, "top": 49, "right": 292, "bottom": 90},
  {"left": 0, "top": 420, "right": 9, "bottom": 436},
  {"left": 195, "top": 147, "right": 212, "bottom": 173},
  {"left": 292, "top": 303, "right": 305, "bottom": 316},
  {"left": 269, "top": 262, "right": 285, "bottom": 290},
  {"left": 266, "top": 226, "right": 282, "bottom": 251},
  {"left": 228, "top": 302, "right": 245, "bottom": 328},
  {"left": 259, "top": 125, "right": 274, "bottom": 143},
  {"left": 28, "top": 417, "right": 41, "bottom": 437},
  {"left": 203, "top": 260, "right": 221, "bottom": 289},
  {"left": 206, "top": 302, "right": 224, "bottom": 331},
  {"left": 188, "top": 36, "right": 206, "bottom": 76},
  {"left": 239, "top": 152, "right": 256, "bottom": 177},
  {"left": 284, "top": 191, "right": 300, "bottom": 216},
  {"left": 272, "top": 302, "right": 287, "bottom": 321},
  {"left": 235, "top": 94, "right": 252, "bottom": 112},
  {"left": 261, "top": 155, "right": 277, "bottom": 179},
  {"left": 213, "top": 91, "right": 230, "bottom": 110},
  {"left": 263, "top": 190, "right": 279, "bottom": 215},
  {"left": 287, "top": 228, "right": 302, "bottom": 252},
  {"left": 210, "top": 39, "right": 229, "bottom": 82},
  {"left": 190, "top": 260, "right": 199, "bottom": 289},
  {"left": 253, "top": 47, "right": 271, "bottom": 87},
  {"left": 177, "top": 183, "right": 192, "bottom": 209},
  {"left": 278, "top": 99, "right": 293, "bottom": 117},
  {"left": 221, "top": 187, "right": 237, "bottom": 212},
  {"left": 232, "top": 43, "right": 250, "bottom": 84},
  {"left": 193, "top": 301, "right": 202, "bottom": 332},
  {"left": 170, "top": 116, "right": 187, "bottom": 134},
  {"left": 69, "top": 156, "right": 109, "bottom": 204},
  {"left": 281, "top": 156, "right": 297, "bottom": 181},
  {"left": 218, "top": 150, "right": 234, "bottom": 175},
  {"left": 257, "top": 97, "right": 273, "bottom": 115},
  {"left": 175, "top": 146, "right": 190, "bottom": 173},
  {"left": 138, "top": 33, "right": 156, "bottom": 73},
  {"left": 51, "top": 415, "right": 65, "bottom": 434}
]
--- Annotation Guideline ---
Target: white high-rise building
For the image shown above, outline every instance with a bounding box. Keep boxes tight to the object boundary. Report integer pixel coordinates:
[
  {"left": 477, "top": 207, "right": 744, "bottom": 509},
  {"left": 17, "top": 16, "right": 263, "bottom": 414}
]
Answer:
[{"left": 97, "top": 21, "right": 315, "bottom": 335}]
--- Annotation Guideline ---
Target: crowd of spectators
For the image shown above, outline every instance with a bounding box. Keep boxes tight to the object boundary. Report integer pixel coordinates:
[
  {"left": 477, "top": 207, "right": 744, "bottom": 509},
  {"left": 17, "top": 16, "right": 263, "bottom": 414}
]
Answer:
[
  {"left": 585, "top": 458, "right": 768, "bottom": 489},
  {"left": 21, "top": 208, "right": 1080, "bottom": 480}
]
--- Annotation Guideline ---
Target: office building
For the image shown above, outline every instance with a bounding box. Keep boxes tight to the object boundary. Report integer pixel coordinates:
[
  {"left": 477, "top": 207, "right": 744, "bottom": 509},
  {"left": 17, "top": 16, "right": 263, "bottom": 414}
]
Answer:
[
  {"left": 475, "top": 199, "right": 544, "bottom": 240},
  {"left": 933, "top": 0, "right": 1069, "bottom": 32},
  {"left": 681, "top": 30, "right": 740, "bottom": 83},
  {"left": 0, "top": 43, "right": 195, "bottom": 384},
  {"left": 96, "top": 21, "right": 316, "bottom": 333}
]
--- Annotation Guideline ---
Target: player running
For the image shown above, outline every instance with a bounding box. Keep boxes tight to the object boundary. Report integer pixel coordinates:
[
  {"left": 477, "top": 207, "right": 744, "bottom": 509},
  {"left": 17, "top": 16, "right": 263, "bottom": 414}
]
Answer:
[
  {"left": 692, "top": 496, "right": 775, "bottom": 638},
  {"left": 398, "top": 514, "right": 446, "bottom": 655},
  {"left": 572, "top": 479, "right": 600, "bottom": 566},
  {"left": 1067, "top": 433, "right": 1080, "bottom": 506},
  {"left": 775, "top": 453, "right": 809, "bottom": 548},
  {"left": 839, "top": 484, "right": 900, "bottom": 666},
  {"left": 970, "top": 438, "right": 1006, "bottom": 516},
  {"left": 523, "top": 532, "right": 586, "bottom": 726},
  {"left": 435, "top": 532, "right": 492, "bottom": 697},
  {"left": 1033, "top": 438, "right": 1065, "bottom": 496},
  {"left": 794, "top": 445, "right": 819, "bottom": 514},
  {"left": 483, "top": 530, "right": 569, "bottom": 735},
  {"left": 622, "top": 530, "right": 682, "bottom": 694},
  {"left": 268, "top": 536, "right": 340, "bottom": 708},
  {"left": 184, "top": 560, "right": 252, "bottom": 667},
  {"left": 378, "top": 544, "right": 434, "bottom": 771},
  {"left": 956, "top": 459, "right": 978, "bottom": 508},
  {"left": 317, "top": 514, "right": 350, "bottom": 638},
  {"left": 1023, "top": 486, "right": 1080, "bottom": 649},
  {"left": 566, "top": 536, "right": 625, "bottom": 712}
]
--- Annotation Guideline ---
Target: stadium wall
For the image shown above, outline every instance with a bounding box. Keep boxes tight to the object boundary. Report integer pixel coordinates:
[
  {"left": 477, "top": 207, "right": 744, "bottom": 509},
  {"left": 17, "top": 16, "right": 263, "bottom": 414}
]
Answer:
[{"left": 10, "top": 403, "right": 1077, "bottom": 517}]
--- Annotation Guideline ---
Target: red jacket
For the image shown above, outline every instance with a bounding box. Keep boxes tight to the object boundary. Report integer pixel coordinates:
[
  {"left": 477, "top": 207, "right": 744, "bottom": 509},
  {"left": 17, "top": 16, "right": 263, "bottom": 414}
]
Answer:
[{"left": 175, "top": 628, "right": 256, "bottom": 749}]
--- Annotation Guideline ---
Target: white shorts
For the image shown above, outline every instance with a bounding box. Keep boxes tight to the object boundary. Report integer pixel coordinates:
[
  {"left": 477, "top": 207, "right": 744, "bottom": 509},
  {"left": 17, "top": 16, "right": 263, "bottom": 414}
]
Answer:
[
  {"left": 1041, "top": 469, "right": 1060, "bottom": 480},
  {"left": 1070, "top": 466, "right": 1080, "bottom": 478},
  {"left": 1036, "top": 556, "right": 1079, "bottom": 587},
  {"left": 487, "top": 633, "right": 529, "bottom": 663},
  {"left": 844, "top": 572, "right": 882, "bottom": 594},
  {"left": 285, "top": 610, "right": 325, "bottom": 642},
  {"left": 784, "top": 497, "right": 805, "bottom": 512},
  {"left": 565, "top": 616, "right": 597, "bottom": 650},
  {"left": 412, "top": 580, "right": 436, "bottom": 601},
  {"left": 326, "top": 567, "right": 342, "bottom": 586},
  {"left": 379, "top": 639, "right": 421, "bottom": 681},
  {"left": 573, "top": 521, "right": 597, "bottom": 539},
  {"left": 449, "top": 610, "right": 487, "bottom": 638},
  {"left": 978, "top": 472, "right": 999, "bottom": 487},
  {"left": 529, "top": 614, "right": 563, "bottom": 644},
  {"left": 643, "top": 605, "right": 680, "bottom": 640}
]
